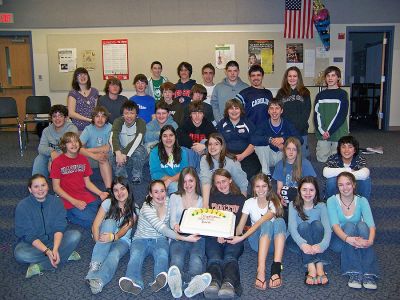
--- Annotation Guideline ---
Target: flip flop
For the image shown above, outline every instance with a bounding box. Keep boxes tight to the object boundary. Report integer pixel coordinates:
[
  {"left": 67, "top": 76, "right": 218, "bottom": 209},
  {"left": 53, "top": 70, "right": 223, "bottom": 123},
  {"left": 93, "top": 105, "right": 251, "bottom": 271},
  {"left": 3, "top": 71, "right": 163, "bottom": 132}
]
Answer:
[
  {"left": 254, "top": 277, "right": 267, "bottom": 290},
  {"left": 317, "top": 273, "right": 329, "bottom": 286},
  {"left": 304, "top": 272, "right": 318, "bottom": 286}
]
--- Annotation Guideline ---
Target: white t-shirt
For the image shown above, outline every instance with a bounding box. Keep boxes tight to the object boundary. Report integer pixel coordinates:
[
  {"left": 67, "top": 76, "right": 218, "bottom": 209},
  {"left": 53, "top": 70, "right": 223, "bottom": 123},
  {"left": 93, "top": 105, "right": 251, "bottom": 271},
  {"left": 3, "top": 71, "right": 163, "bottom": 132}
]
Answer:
[
  {"left": 204, "top": 84, "right": 216, "bottom": 105},
  {"left": 242, "top": 197, "right": 277, "bottom": 225}
]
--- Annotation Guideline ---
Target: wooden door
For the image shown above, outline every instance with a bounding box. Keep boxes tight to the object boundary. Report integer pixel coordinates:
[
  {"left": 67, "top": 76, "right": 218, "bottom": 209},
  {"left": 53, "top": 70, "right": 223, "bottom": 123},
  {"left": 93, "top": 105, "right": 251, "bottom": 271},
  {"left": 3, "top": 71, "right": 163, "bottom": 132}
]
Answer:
[{"left": 0, "top": 36, "right": 33, "bottom": 129}]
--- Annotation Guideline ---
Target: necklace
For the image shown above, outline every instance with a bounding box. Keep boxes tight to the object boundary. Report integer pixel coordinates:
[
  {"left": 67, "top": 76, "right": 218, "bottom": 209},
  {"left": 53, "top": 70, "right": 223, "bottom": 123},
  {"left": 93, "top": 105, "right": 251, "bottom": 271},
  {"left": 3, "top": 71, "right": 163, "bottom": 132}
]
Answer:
[{"left": 339, "top": 195, "right": 354, "bottom": 210}]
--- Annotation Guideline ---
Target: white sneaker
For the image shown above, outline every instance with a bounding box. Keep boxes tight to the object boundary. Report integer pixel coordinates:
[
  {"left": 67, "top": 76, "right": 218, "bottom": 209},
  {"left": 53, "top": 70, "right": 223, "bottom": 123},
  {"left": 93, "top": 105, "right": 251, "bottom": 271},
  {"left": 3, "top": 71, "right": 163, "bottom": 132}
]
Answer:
[
  {"left": 184, "top": 273, "right": 212, "bottom": 298},
  {"left": 167, "top": 266, "right": 182, "bottom": 298}
]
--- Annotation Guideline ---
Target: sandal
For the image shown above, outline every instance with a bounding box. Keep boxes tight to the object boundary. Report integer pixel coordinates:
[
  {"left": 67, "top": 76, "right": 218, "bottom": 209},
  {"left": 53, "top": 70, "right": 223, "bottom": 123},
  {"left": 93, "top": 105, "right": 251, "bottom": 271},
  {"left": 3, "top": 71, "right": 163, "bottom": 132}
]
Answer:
[
  {"left": 317, "top": 273, "right": 329, "bottom": 286},
  {"left": 269, "top": 262, "right": 283, "bottom": 289},
  {"left": 254, "top": 277, "right": 267, "bottom": 290},
  {"left": 304, "top": 272, "right": 317, "bottom": 286}
]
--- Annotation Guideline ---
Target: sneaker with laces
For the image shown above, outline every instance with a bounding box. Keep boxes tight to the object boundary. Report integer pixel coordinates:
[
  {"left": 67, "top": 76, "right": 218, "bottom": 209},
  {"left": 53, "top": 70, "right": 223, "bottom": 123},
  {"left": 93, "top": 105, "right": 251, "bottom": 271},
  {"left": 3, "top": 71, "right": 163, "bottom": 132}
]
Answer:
[
  {"left": 363, "top": 275, "right": 377, "bottom": 290},
  {"left": 150, "top": 272, "right": 168, "bottom": 292},
  {"left": 26, "top": 264, "right": 43, "bottom": 279},
  {"left": 204, "top": 280, "right": 220, "bottom": 299},
  {"left": 348, "top": 273, "right": 362, "bottom": 289},
  {"left": 184, "top": 273, "right": 212, "bottom": 298},
  {"left": 132, "top": 177, "right": 142, "bottom": 185},
  {"left": 167, "top": 266, "right": 182, "bottom": 298},
  {"left": 218, "top": 282, "right": 235, "bottom": 298},
  {"left": 119, "top": 277, "right": 142, "bottom": 295},
  {"left": 88, "top": 261, "right": 101, "bottom": 273},
  {"left": 67, "top": 251, "right": 81, "bottom": 261},
  {"left": 89, "top": 278, "right": 103, "bottom": 294}
]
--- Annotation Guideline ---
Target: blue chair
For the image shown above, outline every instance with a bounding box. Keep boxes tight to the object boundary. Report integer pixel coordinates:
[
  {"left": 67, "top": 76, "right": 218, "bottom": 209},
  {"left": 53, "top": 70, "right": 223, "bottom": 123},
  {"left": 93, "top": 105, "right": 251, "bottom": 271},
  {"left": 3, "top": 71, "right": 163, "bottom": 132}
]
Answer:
[
  {"left": 0, "top": 97, "right": 23, "bottom": 156},
  {"left": 23, "top": 95, "right": 51, "bottom": 147}
]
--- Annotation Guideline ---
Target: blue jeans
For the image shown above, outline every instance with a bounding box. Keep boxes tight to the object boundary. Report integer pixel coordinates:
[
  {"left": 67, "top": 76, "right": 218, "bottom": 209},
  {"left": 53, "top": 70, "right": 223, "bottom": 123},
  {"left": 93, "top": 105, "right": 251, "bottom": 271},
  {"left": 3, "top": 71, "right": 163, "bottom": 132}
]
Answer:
[
  {"left": 85, "top": 219, "right": 130, "bottom": 286},
  {"left": 183, "top": 147, "right": 201, "bottom": 174},
  {"left": 113, "top": 145, "right": 147, "bottom": 179},
  {"left": 125, "top": 237, "right": 169, "bottom": 289},
  {"left": 14, "top": 230, "right": 81, "bottom": 270},
  {"left": 325, "top": 177, "right": 371, "bottom": 199},
  {"left": 170, "top": 238, "right": 205, "bottom": 283},
  {"left": 330, "top": 222, "right": 378, "bottom": 276},
  {"left": 66, "top": 199, "right": 101, "bottom": 229},
  {"left": 286, "top": 221, "right": 329, "bottom": 267},
  {"left": 32, "top": 154, "right": 50, "bottom": 177},
  {"left": 248, "top": 218, "right": 287, "bottom": 253},
  {"left": 167, "top": 181, "right": 178, "bottom": 195},
  {"left": 205, "top": 237, "right": 244, "bottom": 296}
]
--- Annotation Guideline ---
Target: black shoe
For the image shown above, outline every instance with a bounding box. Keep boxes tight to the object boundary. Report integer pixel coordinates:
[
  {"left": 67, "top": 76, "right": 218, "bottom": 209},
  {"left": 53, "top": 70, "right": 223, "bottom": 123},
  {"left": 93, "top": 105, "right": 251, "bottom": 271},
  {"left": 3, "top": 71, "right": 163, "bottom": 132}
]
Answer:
[
  {"left": 204, "top": 280, "right": 220, "bottom": 299},
  {"left": 218, "top": 282, "right": 235, "bottom": 298}
]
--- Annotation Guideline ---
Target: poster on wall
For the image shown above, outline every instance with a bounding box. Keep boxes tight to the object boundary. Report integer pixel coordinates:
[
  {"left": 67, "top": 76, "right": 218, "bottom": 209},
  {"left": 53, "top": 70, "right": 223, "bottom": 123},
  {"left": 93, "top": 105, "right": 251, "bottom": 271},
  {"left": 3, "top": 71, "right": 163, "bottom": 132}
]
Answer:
[
  {"left": 81, "top": 50, "right": 96, "bottom": 70},
  {"left": 248, "top": 40, "right": 274, "bottom": 73},
  {"left": 58, "top": 48, "right": 76, "bottom": 72},
  {"left": 215, "top": 44, "right": 235, "bottom": 70},
  {"left": 102, "top": 39, "right": 129, "bottom": 80},
  {"left": 286, "top": 43, "right": 304, "bottom": 69}
]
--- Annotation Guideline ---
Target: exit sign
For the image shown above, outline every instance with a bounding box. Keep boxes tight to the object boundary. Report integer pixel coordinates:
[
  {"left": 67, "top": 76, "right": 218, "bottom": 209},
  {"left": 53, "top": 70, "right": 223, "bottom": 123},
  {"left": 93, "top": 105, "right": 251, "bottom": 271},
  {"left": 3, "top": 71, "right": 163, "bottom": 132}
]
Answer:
[{"left": 0, "top": 13, "right": 14, "bottom": 24}]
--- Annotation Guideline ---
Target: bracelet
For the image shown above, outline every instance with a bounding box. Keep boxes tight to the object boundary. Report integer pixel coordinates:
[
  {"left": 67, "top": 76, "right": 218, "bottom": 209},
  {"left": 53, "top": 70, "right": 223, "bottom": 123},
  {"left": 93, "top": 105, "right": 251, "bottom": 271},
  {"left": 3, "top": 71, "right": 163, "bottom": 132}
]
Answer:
[
  {"left": 112, "top": 233, "right": 116, "bottom": 242},
  {"left": 43, "top": 248, "right": 50, "bottom": 256},
  {"left": 344, "top": 235, "right": 349, "bottom": 243}
]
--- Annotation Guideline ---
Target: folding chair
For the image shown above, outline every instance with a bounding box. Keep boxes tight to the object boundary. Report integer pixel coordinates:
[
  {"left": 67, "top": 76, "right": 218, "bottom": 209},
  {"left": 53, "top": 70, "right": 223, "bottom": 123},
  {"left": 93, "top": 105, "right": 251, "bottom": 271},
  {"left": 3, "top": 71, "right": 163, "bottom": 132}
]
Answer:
[
  {"left": 0, "top": 97, "right": 23, "bottom": 156},
  {"left": 23, "top": 96, "right": 51, "bottom": 147}
]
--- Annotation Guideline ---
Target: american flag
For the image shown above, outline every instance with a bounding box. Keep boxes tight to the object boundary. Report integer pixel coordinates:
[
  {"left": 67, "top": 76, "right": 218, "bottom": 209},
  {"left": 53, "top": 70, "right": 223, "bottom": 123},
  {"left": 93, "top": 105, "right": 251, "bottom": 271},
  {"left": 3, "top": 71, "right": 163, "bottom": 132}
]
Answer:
[{"left": 284, "top": 0, "right": 314, "bottom": 39}]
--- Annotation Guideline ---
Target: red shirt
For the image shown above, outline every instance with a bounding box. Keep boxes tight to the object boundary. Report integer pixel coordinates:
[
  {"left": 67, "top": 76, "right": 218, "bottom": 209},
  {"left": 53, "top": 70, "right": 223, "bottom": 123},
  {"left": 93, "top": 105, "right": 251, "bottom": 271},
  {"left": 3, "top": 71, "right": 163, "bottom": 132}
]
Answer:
[{"left": 50, "top": 153, "right": 96, "bottom": 210}]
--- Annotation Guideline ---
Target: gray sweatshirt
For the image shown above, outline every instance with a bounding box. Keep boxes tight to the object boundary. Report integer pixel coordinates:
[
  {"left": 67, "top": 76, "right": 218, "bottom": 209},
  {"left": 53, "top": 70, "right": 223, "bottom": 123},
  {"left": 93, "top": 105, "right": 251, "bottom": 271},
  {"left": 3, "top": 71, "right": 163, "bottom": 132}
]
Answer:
[{"left": 37, "top": 121, "right": 78, "bottom": 156}]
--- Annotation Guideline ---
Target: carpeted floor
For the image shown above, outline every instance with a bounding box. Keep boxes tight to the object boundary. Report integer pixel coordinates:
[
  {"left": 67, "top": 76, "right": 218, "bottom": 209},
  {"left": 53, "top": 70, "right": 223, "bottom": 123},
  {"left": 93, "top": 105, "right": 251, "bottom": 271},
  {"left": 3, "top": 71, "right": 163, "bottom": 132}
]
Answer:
[{"left": 0, "top": 128, "right": 399, "bottom": 299}]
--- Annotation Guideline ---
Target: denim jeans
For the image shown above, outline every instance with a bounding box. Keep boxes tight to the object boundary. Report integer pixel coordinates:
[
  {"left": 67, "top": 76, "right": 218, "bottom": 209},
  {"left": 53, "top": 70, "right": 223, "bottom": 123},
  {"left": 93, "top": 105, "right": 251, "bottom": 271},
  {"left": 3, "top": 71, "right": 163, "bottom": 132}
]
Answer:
[
  {"left": 113, "top": 144, "right": 147, "bottom": 179},
  {"left": 32, "top": 154, "right": 50, "bottom": 177},
  {"left": 125, "top": 237, "right": 169, "bottom": 289},
  {"left": 170, "top": 238, "right": 205, "bottom": 283},
  {"left": 183, "top": 147, "right": 201, "bottom": 174},
  {"left": 248, "top": 218, "right": 287, "bottom": 253},
  {"left": 167, "top": 181, "right": 178, "bottom": 195},
  {"left": 325, "top": 177, "right": 371, "bottom": 199},
  {"left": 14, "top": 229, "right": 81, "bottom": 271},
  {"left": 85, "top": 219, "right": 130, "bottom": 286},
  {"left": 205, "top": 237, "right": 244, "bottom": 296},
  {"left": 66, "top": 199, "right": 101, "bottom": 229},
  {"left": 329, "top": 221, "right": 378, "bottom": 276},
  {"left": 286, "top": 221, "right": 329, "bottom": 267}
]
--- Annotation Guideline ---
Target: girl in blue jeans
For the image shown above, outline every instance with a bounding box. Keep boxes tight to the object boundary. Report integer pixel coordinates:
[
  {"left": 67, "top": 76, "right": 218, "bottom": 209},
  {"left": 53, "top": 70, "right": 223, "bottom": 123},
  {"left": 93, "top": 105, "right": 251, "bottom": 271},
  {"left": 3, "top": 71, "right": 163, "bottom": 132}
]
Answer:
[
  {"left": 228, "top": 173, "right": 285, "bottom": 290},
  {"left": 168, "top": 167, "right": 212, "bottom": 298},
  {"left": 327, "top": 171, "right": 378, "bottom": 290},
  {"left": 287, "top": 176, "right": 331, "bottom": 286},
  {"left": 85, "top": 176, "right": 137, "bottom": 294},
  {"left": 14, "top": 174, "right": 81, "bottom": 279},
  {"left": 119, "top": 180, "right": 200, "bottom": 295}
]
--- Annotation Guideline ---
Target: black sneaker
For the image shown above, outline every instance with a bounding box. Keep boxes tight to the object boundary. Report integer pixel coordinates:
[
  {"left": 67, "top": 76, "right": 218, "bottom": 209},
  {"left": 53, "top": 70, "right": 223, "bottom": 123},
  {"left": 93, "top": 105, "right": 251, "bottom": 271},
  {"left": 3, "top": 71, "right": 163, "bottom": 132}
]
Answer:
[
  {"left": 204, "top": 280, "right": 220, "bottom": 299},
  {"left": 132, "top": 177, "right": 142, "bottom": 185},
  {"left": 218, "top": 282, "right": 235, "bottom": 299},
  {"left": 150, "top": 272, "right": 168, "bottom": 292}
]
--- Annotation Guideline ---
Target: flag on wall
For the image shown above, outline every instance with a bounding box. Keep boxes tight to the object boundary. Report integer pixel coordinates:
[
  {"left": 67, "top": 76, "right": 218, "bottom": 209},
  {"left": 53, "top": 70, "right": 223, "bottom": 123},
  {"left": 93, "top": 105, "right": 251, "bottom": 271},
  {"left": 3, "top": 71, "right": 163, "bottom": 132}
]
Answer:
[{"left": 284, "top": 0, "right": 314, "bottom": 39}]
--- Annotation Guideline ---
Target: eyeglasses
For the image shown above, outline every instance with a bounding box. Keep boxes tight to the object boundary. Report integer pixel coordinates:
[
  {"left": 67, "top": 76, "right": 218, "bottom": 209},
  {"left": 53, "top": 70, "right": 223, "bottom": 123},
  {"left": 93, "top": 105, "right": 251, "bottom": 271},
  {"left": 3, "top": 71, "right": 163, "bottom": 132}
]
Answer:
[{"left": 77, "top": 73, "right": 88, "bottom": 78}]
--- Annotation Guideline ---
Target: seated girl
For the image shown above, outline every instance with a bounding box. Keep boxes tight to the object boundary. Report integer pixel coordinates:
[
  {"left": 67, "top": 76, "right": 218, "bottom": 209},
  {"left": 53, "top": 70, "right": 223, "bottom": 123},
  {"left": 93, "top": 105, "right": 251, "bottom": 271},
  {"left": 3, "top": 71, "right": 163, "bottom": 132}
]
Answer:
[
  {"left": 323, "top": 135, "right": 371, "bottom": 199},
  {"left": 228, "top": 173, "right": 285, "bottom": 290},
  {"left": 272, "top": 137, "right": 316, "bottom": 223},
  {"left": 50, "top": 132, "right": 109, "bottom": 229},
  {"left": 149, "top": 125, "right": 188, "bottom": 195},
  {"left": 200, "top": 132, "right": 248, "bottom": 208},
  {"left": 85, "top": 177, "right": 137, "bottom": 294},
  {"left": 287, "top": 176, "right": 331, "bottom": 286},
  {"left": 203, "top": 169, "right": 246, "bottom": 299},
  {"left": 119, "top": 180, "right": 200, "bottom": 295},
  {"left": 168, "top": 167, "right": 212, "bottom": 298},
  {"left": 14, "top": 174, "right": 81, "bottom": 278},
  {"left": 327, "top": 172, "right": 378, "bottom": 290}
]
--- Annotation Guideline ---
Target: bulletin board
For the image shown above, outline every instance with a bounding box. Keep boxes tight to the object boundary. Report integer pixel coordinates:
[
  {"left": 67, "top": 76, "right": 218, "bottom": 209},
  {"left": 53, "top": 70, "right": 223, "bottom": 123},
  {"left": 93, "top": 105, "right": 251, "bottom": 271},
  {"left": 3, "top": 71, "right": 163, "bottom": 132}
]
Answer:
[{"left": 47, "top": 31, "right": 329, "bottom": 91}]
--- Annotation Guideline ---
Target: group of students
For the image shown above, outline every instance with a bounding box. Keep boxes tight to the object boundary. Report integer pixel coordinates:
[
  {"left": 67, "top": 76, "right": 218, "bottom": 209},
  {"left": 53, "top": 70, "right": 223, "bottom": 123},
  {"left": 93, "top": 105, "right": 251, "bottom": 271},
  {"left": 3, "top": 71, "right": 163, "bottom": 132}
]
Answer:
[{"left": 14, "top": 60, "right": 378, "bottom": 298}]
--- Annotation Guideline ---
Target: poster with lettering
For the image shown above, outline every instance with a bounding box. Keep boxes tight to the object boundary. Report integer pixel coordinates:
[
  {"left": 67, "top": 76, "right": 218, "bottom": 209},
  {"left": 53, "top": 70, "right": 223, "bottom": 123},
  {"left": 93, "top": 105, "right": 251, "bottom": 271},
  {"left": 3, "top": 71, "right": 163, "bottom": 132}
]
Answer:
[
  {"left": 102, "top": 39, "right": 129, "bottom": 80},
  {"left": 286, "top": 43, "right": 304, "bottom": 69},
  {"left": 215, "top": 44, "right": 235, "bottom": 70},
  {"left": 248, "top": 40, "right": 274, "bottom": 73}
]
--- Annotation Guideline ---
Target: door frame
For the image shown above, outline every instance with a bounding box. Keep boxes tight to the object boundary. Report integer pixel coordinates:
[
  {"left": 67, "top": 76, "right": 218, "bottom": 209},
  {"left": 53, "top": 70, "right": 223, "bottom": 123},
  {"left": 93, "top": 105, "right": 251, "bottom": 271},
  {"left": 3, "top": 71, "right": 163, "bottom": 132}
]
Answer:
[
  {"left": 0, "top": 31, "right": 35, "bottom": 94},
  {"left": 345, "top": 26, "right": 394, "bottom": 131}
]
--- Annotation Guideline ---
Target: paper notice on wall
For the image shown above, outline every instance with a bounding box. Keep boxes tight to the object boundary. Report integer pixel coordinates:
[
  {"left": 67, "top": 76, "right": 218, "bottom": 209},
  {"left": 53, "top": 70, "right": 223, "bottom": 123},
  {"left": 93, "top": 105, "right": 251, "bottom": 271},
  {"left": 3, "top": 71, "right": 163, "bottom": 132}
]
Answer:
[
  {"left": 58, "top": 48, "right": 76, "bottom": 72},
  {"left": 102, "top": 39, "right": 129, "bottom": 80},
  {"left": 248, "top": 40, "right": 274, "bottom": 73},
  {"left": 286, "top": 43, "right": 304, "bottom": 69},
  {"left": 304, "top": 49, "right": 315, "bottom": 77},
  {"left": 215, "top": 44, "right": 235, "bottom": 70},
  {"left": 316, "top": 46, "right": 329, "bottom": 58},
  {"left": 81, "top": 50, "right": 96, "bottom": 70}
]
